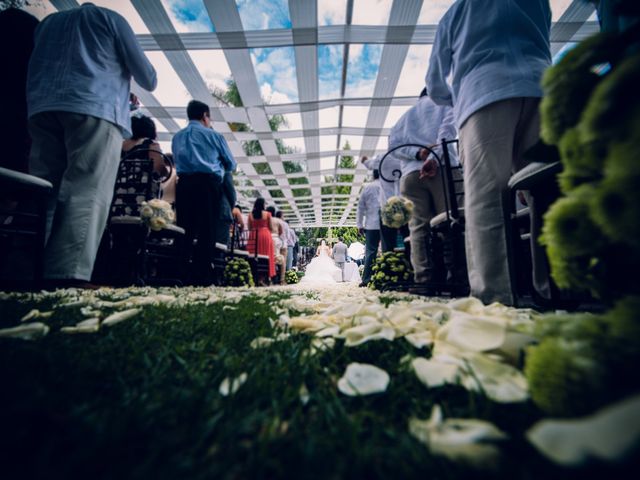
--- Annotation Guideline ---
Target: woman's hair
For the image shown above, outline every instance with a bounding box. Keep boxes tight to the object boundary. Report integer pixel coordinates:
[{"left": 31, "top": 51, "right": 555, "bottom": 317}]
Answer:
[
  {"left": 320, "top": 239, "right": 326, "bottom": 246},
  {"left": 266, "top": 206, "right": 276, "bottom": 216},
  {"left": 131, "top": 115, "right": 157, "bottom": 140},
  {"left": 252, "top": 197, "right": 266, "bottom": 220}
]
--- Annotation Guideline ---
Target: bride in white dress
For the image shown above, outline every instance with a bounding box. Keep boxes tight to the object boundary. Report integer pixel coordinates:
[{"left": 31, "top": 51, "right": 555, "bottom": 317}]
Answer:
[{"left": 301, "top": 240, "right": 342, "bottom": 284}]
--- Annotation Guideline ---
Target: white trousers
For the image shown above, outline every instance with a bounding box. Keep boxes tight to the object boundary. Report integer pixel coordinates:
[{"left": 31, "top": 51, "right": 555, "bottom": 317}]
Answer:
[
  {"left": 459, "top": 98, "right": 541, "bottom": 305},
  {"left": 29, "top": 112, "right": 122, "bottom": 281}
]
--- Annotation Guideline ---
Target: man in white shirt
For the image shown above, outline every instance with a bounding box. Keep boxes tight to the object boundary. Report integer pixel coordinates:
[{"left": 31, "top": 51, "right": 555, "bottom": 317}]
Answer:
[
  {"left": 27, "top": 3, "right": 157, "bottom": 288},
  {"left": 357, "top": 170, "right": 382, "bottom": 286},
  {"left": 426, "top": 0, "right": 551, "bottom": 305},
  {"left": 361, "top": 154, "right": 403, "bottom": 252},
  {"left": 391, "top": 88, "right": 458, "bottom": 285}
]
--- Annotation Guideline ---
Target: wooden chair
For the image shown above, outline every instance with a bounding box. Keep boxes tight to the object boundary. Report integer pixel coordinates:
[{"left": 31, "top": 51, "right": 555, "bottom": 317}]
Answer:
[
  {"left": 0, "top": 166, "right": 52, "bottom": 290},
  {"left": 94, "top": 149, "right": 184, "bottom": 286}
]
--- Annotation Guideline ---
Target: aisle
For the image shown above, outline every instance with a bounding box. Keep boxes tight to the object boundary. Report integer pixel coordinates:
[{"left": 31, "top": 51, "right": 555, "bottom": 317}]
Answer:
[{"left": 0, "top": 286, "right": 635, "bottom": 479}]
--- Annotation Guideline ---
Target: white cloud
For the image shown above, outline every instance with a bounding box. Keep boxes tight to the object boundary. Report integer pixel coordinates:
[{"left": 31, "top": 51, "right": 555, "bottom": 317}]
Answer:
[
  {"left": 417, "top": 0, "right": 453, "bottom": 24},
  {"left": 352, "top": 0, "right": 392, "bottom": 25},
  {"left": 319, "top": 107, "right": 340, "bottom": 128},
  {"left": 144, "top": 51, "right": 192, "bottom": 107},
  {"left": 342, "top": 106, "right": 370, "bottom": 128},
  {"left": 188, "top": 50, "right": 231, "bottom": 93},
  {"left": 318, "top": 0, "right": 347, "bottom": 26},
  {"left": 394, "top": 45, "right": 431, "bottom": 97}
]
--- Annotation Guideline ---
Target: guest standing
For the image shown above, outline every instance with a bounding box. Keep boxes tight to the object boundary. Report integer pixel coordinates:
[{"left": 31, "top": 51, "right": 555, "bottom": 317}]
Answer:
[
  {"left": 426, "top": 0, "right": 551, "bottom": 305},
  {"left": 357, "top": 170, "right": 382, "bottom": 286},
  {"left": 27, "top": 3, "right": 157, "bottom": 287},
  {"left": 172, "top": 100, "right": 236, "bottom": 285},
  {"left": 247, "top": 197, "right": 276, "bottom": 281}
]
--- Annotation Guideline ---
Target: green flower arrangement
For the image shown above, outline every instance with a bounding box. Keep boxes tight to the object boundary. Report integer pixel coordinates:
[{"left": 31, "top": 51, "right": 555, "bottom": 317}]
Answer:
[
  {"left": 285, "top": 270, "right": 299, "bottom": 285},
  {"left": 223, "top": 258, "right": 254, "bottom": 287},
  {"left": 368, "top": 251, "right": 412, "bottom": 291}
]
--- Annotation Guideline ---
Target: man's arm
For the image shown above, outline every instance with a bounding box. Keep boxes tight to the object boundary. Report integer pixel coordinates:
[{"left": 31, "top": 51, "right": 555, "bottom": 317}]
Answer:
[
  {"left": 112, "top": 12, "right": 157, "bottom": 91},
  {"left": 357, "top": 187, "right": 367, "bottom": 232},
  {"left": 217, "top": 135, "right": 237, "bottom": 172},
  {"left": 425, "top": 17, "right": 453, "bottom": 107}
]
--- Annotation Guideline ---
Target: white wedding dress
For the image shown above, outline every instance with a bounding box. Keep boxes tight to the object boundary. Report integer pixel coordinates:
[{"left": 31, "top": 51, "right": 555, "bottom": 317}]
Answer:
[{"left": 301, "top": 247, "right": 342, "bottom": 284}]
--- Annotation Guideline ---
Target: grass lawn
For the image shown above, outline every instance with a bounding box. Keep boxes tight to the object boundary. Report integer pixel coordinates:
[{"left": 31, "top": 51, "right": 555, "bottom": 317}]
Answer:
[{"left": 0, "top": 285, "right": 635, "bottom": 479}]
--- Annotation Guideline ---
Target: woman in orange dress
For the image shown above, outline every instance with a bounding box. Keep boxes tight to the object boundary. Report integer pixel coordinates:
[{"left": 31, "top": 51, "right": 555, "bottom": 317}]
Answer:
[{"left": 247, "top": 197, "right": 275, "bottom": 278}]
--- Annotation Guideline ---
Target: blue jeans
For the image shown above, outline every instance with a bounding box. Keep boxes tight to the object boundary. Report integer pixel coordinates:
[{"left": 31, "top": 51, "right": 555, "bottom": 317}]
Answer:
[{"left": 362, "top": 229, "right": 380, "bottom": 284}]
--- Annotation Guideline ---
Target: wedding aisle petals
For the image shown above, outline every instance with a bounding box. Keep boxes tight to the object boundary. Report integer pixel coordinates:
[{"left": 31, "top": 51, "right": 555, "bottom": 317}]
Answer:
[
  {"left": 465, "top": 353, "right": 529, "bottom": 403},
  {"left": 337, "top": 363, "right": 390, "bottom": 396},
  {"left": 219, "top": 373, "right": 248, "bottom": 396},
  {"left": 0, "top": 322, "right": 49, "bottom": 340},
  {"left": 405, "top": 331, "right": 433, "bottom": 349},
  {"left": 527, "top": 394, "right": 640, "bottom": 466},
  {"left": 412, "top": 357, "right": 459, "bottom": 387},
  {"left": 409, "top": 405, "right": 508, "bottom": 468},
  {"left": 102, "top": 308, "right": 142, "bottom": 327}
]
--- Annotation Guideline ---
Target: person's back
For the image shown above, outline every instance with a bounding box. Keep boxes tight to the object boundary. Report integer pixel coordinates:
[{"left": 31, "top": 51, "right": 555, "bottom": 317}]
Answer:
[
  {"left": 426, "top": 0, "right": 552, "bottom": 305},
  {"left": 333, "top": 241, "right": 348, "bottom": 263},
  {"left": 25, "top": 4, "right": 156, "bottom": 288},
  {"left": 28, "top": 4, "right": 156, "bottom": 137},
  {"left": 427, "top": 0, "right": 551, "bottom": 128}
]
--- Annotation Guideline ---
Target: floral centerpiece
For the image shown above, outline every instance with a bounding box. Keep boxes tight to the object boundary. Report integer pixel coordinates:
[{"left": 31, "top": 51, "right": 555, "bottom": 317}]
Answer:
[
  {"left": 139, "top": 198, "right": 175, "bottom": 231},
  {"left": 223, "top": 258, "right": 254, "bottom": 287},
  {"left": 369, "top": 251, "right": 412, "bottom": 291},
  {"left": 381, "top": 196, "right": 414, "bottom": 229},
  {"left": 285, "top": 270, "right": 300, "bottom": 284}
]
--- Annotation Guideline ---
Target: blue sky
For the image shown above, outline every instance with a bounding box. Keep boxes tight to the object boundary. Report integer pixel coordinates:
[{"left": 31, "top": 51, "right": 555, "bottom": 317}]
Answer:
[{"left": 164, "top": 0, "right": 385, "bottom": 105}]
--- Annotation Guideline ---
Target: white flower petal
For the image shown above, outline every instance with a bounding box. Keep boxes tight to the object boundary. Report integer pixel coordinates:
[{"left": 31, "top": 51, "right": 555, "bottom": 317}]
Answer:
[
  {"left": 299, "top": 384, "right": 310, "bottom": 405},
  {"left": 250, "top": 337, "right": 275, "bottom": 348},
  {"left": 343, "top": 323, "right": 395, "bottom": 347},
  {"left": 412, "top": 357, "right": 459, "bottom": 388},
  {"left": 404, "top": 331, "right": 433, "bottom": 349},
  {"left": 219, "top": 373, "right": 248, "bottom": 396},
  {"left": 464, "top": 353, "right": 529, "bottom": 403},
  {"left": 0, "top": 322, "right": 49, "bottom": 340},
  {"left": 527, "top": 394, "right": 640, "bottom": 466},
  {"left": 437, "top": 314, "right": 507, "bottom": 352},
  {"left": 102, "top": 308, "right": 141, "bottom": 327},
  {"left": 337, "top": 363, "right": 390, "bottom": 396},
  {"left": 20, "top": 309, "right": 53, "bottom": 322}
]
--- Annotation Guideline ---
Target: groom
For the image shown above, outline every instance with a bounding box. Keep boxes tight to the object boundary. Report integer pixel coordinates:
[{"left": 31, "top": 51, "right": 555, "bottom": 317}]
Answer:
[{"left": 332, "top": 237, "right": 348, "bottom": 282}]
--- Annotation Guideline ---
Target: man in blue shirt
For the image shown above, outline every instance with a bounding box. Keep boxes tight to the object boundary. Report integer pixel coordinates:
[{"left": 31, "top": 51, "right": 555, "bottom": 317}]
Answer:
[
  {"left": 172, "top": 100, "right": 237, "bottom": 285},
  {"left": 27, "top": 3, "right": 157, "bottom": 288},
  {"left": 426, "top": 0, "right": 552, "bottom": 305}
]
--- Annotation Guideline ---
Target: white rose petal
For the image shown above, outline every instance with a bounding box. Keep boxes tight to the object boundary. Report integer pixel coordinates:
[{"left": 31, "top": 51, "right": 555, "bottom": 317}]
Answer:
[
  {"left": 0, "top": 322, "right": 49, "bottom": 340},
  {"left": 102, "top": 308, "right": 141, "bottom": 327},
  {"left": 250, "top": 337, "right": 275, "bottom": 348},
  {"left": 20, "top": 309, "right": 54, "bottom": 322},
  {"left": 437, "top": 314, "right": 507, "bottom": 352},
  {"left": 409, "top": 405, "right": 508, "bottom": 468},
  {"left": 404, "top": 331, "right": 433, "bottom": 349},
  {"left": 219, "top": 373, "right": 248, "bottom": 396},
  {"left": 464, "top": 353, "right": 529, "bottom": 403},
  {"left": 337, "top": 363, "right": 390, "bottom": 396},
  {"left": 527, "top": 394, "right": 640, "bottom": 466},
  {"left": 343, "top": 323, "right": 395, "bottom": 347},
  {"left": 412, "top": 357, "right": 459, "bottom": 388}
]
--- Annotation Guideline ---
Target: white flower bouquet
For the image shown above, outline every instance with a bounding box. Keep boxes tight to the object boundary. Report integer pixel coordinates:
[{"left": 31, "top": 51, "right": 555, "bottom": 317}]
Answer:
[
  {"left": 139, "top": 198, "right": 175, "bottom": 231},
  {"left": 381, "top": 196, "right": 414, "bottom": 229}
]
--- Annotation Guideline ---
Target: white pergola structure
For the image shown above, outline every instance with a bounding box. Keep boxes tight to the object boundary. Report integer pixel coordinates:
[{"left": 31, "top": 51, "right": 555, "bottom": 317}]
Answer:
[{"left": 30, "top": 0, "right": 597, "bottom": 227}]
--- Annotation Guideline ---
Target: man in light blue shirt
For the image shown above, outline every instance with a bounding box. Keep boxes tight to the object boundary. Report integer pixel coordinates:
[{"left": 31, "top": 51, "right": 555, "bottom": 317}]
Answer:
[
  {"left": 390, "top": 88, "right": 458, "bottom": 286},
  {"left": 357, "top": 170, "right": 382, "bottom": 286},
  {"left": 172, "top": 100, "right": 237, "bottom": 285},
  {"left": 27, "top": 3, "right": 157, "bottom": 287},
  {"left": 426, "top": 0, "right": 552, "bottom": 305}
]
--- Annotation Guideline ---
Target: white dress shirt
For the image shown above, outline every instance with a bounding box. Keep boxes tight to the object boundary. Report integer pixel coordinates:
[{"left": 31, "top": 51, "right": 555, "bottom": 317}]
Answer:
[
  {"left": 389, "top": 96, "right": 458, "bottom": 176},
  {"left": 27, "top": 3, "right": 157, "bottom": 138},
  {"left": 357, "top": 180, "right": 381, "bottom": 230},
  {"left": 426, "top": 0, "right": 551, "bottom": 129}
]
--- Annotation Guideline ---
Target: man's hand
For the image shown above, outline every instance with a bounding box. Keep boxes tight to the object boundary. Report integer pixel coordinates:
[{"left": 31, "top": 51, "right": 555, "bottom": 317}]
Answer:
[
  {"left": 420, "top": 158, "right": 438, "bottom": 179},
  {"left": 360, "top": 155, "right": 368, "bottom": 164},
  {"left": 416, "top": 148, "right": 429, "bottom": 162},
  {"left": 358, "top": 228, "right": 364, "bottom": 236}
]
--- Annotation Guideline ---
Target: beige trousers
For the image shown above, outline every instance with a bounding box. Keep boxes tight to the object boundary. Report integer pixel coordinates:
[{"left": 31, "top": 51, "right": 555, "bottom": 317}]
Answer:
[
  {"left": 400, "top": 170, "right": 447, "bottom": 283},
  {"left": 29, "top": 112, "right": 122, "bottom": 281},
  {"left": 459, "top": 97, "right": 541, "bottom": 305}
]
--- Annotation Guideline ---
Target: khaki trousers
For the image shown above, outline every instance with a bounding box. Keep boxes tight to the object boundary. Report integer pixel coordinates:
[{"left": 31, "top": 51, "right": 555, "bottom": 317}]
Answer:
[
  {"left": 400, "top": 170, "right": 447, "bottom": 283},
  {"left": 459, "top": 97, "right": 541, "bottom": 305},
  {"left": 29, "top": 112, "right": 122, "bottom": 281}
]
